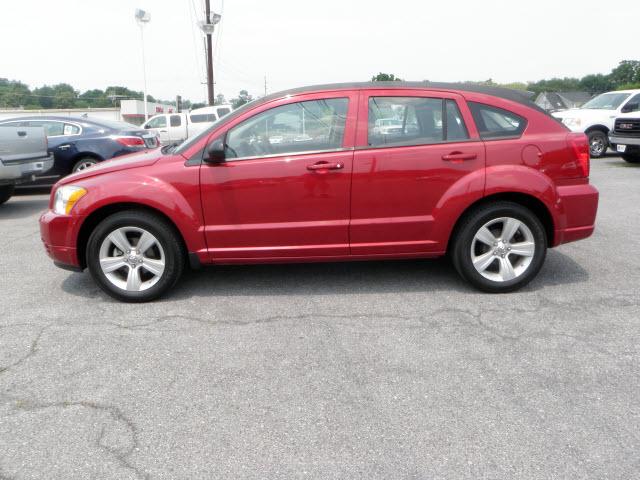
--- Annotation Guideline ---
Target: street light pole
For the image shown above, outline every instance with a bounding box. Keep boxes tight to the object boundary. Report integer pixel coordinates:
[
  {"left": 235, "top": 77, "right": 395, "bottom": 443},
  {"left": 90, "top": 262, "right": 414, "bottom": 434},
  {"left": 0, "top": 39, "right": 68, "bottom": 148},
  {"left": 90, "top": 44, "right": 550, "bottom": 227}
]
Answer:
[
  {"left": 135, "top": 9, "right": 151, "bottom": 121},
  {"left": 199, "top": 3, "right": 221, "bottom": 107}
]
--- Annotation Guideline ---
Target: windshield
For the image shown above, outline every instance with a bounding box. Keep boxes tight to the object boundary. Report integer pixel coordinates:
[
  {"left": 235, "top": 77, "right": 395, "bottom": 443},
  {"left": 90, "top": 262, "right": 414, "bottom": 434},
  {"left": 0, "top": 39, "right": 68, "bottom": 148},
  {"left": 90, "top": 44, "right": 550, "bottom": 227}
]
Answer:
[{"left": 582, "top": 93, "right": 630, "bottom": 110}]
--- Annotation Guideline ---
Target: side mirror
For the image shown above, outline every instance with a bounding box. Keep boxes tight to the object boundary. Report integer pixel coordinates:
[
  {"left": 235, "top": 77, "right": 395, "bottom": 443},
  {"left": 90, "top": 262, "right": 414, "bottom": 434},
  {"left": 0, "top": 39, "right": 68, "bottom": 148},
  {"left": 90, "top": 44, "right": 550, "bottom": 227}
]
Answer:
[
  {"left": 205, "top": 138, "right": 226, "bottom": 164},
  {"left": 621, "top": 102, "right": 639, "bottom": 113}
]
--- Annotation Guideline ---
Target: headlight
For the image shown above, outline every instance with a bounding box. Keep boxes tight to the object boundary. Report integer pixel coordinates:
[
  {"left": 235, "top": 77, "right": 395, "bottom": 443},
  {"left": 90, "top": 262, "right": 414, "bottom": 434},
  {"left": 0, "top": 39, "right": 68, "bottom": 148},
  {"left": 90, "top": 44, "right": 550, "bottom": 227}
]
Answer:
[
  {"left": 53, "top": 186, "right": 87, "bottom": 215},
  {"left": 562, "top": 117, "right": 582, "bottom": 127}
]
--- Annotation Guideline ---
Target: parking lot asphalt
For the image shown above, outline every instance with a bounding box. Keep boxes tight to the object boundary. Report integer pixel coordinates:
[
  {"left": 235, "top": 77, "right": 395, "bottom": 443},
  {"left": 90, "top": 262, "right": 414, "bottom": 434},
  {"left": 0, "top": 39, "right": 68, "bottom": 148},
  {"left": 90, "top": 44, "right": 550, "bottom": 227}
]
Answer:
[{"left": 0, "top": 156, "right": 639, "bottom": 479}]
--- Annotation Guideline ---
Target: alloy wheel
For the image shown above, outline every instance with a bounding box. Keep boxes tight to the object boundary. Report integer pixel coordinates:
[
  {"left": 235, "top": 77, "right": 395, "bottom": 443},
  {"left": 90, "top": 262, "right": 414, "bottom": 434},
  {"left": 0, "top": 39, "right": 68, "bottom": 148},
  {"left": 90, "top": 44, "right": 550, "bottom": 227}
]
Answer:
[
  {"left": 470, "top": 217, "right": 535, "bottom": 282},
  {"left": 98, "top": 226, "right": 165, "bottom": 292}
]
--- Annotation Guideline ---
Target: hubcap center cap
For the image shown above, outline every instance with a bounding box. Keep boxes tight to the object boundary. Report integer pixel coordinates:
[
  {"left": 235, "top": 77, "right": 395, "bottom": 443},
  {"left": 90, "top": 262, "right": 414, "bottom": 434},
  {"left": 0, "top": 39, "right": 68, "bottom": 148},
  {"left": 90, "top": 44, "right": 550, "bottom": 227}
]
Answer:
[
  {"left": 494, "top": 241, "right": 508, "bottom": 256},
  {"left": 126, "top": 250, "right": 142, "bottom": 265}
]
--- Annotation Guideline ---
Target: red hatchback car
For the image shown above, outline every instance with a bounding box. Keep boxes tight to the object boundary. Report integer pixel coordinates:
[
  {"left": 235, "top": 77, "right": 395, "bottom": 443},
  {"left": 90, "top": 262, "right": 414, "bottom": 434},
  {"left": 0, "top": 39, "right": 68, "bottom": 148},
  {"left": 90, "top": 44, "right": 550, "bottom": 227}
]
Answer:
[{"left": 40, "top": 82, "right": 599, "bottom": 302}]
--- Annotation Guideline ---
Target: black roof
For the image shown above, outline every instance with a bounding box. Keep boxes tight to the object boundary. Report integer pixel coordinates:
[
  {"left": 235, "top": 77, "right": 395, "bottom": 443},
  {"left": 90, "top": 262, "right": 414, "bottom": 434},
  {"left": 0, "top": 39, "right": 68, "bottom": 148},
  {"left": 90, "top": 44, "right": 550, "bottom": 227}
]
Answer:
[{"left": 258, "top": 81, "right": 543, "bottom": 113}]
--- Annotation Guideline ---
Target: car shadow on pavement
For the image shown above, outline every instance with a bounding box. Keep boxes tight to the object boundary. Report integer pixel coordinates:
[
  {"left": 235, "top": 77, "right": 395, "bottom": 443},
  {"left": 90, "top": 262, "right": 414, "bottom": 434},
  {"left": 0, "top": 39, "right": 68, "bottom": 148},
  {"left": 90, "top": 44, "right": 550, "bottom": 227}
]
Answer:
[
  {"left": 60, "top": 248, "right": 589, "bottom": 302},
  {"left": 0, "top": 197, "right": 49, "bottom": 220}
]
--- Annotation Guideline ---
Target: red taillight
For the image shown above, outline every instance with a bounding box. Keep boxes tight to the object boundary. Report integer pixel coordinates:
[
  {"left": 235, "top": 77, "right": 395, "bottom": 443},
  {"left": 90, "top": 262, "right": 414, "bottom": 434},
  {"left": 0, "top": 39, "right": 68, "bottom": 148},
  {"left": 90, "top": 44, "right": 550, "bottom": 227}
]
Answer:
[
  {"left": 567, "top": 132, "right": 590, "bottom": 178},
  {"left": 115, "top": 136, "right": 145, "bottom": 147}
]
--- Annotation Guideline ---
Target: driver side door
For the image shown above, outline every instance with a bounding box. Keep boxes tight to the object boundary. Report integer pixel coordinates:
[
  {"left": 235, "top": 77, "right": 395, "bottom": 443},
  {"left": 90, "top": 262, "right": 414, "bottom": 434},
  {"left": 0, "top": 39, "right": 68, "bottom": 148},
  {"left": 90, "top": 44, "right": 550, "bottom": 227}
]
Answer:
[{"left": 199, "top": 92, "right": 358, "bottom": 261}]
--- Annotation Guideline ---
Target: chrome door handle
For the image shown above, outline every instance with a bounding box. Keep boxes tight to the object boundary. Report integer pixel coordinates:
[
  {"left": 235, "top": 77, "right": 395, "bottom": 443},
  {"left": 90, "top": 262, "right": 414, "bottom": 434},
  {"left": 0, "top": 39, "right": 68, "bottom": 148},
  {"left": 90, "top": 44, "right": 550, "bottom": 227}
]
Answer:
[{"left": 58, "top": 144, "right": 71, "bottom": 150}]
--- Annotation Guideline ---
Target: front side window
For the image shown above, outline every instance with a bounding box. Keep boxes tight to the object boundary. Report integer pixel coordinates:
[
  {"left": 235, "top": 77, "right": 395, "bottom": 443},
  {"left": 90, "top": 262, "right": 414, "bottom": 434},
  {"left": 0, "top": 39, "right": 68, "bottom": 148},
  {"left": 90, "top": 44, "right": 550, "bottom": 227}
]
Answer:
[
  {"left": 468, "top": 102, "right": 527, "bottom": 139},
  {"left": 170, "top": 115, "right": 182, "bottom": 127},
  {"left": 217, "top": 108, "right": 231, "bottom": 117},
  {"left": 146, "top": 116, "right": 166, "bottom": 129},
  {"left": 225, "top": 98, "right": 348, "bottom": 159},
  {"left": 368, "top": 97, "right": 443, "bottom": 147},
  {"left": 621, "top": 93, "right": 640, "bottom": 112},
  {"left": 27, "top": 121, "right": 64, "bottom": 136}
]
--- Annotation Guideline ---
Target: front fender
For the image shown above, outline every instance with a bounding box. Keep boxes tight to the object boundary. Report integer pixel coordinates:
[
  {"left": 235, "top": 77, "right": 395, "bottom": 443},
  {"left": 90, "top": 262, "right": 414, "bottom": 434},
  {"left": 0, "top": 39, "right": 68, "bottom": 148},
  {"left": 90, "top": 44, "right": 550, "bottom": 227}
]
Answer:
[{"left": 71, "top": 164, "right": 205, "bottom": 256}]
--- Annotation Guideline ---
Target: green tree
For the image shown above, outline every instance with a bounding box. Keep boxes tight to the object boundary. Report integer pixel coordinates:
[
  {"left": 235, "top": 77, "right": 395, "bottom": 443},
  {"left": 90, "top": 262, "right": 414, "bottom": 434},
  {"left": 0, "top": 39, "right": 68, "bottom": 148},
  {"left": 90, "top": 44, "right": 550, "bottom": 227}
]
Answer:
[
  {"left": 579, "top": 74, "right": 614, "bottom": 94},
  {"left": 609, "top": 60, "right": 640, "bottom": 86},
  {"left": 231, "top": 90, "right": 253, "bottom": 108},
  {"left": 79, "top": 89, "right": 111, "bottom": 108},
  {"left": 371, "top": 72, "right": 403, "bottom": 82},
  {"left": 32, "top": 85, "right": 55, "bottom": 108},
  {"left": 0, "top": 79, "right": 33, "bottom": 108}
]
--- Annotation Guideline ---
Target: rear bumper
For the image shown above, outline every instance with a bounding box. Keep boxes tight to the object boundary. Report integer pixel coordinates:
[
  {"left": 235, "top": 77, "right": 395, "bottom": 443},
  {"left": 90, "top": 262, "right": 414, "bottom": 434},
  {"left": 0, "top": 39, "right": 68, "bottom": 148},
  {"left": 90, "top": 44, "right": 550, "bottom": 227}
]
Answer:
[
  {"left": 0, "top": 154, "right": 54, "bottom": 184},
  {"left": 39, "top": 210, "right": 85, "bottom": 270},
  {"left": 553, "top": 183, "right": 599, "bottom": 246}
]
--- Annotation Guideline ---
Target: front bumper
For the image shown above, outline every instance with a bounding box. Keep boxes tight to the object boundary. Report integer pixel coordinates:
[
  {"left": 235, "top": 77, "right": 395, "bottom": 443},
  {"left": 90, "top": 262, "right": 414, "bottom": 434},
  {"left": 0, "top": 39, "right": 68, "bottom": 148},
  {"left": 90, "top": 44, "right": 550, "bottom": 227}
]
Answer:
[
  {"left": 608, "top": 134, "right": 640, "bottom": 146},
  {"left": 554, "top": 183, "right": 599, "bottom": 246},
  {"left": 0, "top": 154, "right": 54, "bottom": 185},
  {"left": 39, "top": 210, "right": 85, "bottom": 270}
]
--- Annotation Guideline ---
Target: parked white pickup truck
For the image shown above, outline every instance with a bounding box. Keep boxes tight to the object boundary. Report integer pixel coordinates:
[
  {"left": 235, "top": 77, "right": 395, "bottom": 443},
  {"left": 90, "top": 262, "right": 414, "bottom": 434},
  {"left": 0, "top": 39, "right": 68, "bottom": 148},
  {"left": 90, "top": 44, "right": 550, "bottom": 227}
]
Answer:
[
  {"left": 608, "top": 115, "right": 640, "bottom": 163},
  {"left": 552, "top": 89, "right": 640, "bottom": 157},
  {"left": 0, "top": 126, "right": 54, "bottom": 204},
  {"left": 142, "top": 104, "right": 233, "bottom": 145}
]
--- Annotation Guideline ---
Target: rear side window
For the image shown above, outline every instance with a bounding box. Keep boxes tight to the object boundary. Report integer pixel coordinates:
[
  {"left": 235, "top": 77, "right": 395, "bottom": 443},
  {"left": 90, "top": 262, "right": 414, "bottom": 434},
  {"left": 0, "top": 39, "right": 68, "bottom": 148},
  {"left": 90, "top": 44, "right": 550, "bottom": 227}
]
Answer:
[
  {"left": 368, "top": 97, "right": 470, "bottom": 147},
  {"left": 368, "top": 97, "right": 443, "bottom": 147},
  {"left": 190, "top": 113, "right": 217, "bottom": 123},
  {"left": 217, "top": 108, "right": 231, "bottom": 117},
  {"left": 170, "top": 115, "right": 182, "bottom": 127},
  {"left": 468, "top": 102, "right": 527, "bottom": 139}
]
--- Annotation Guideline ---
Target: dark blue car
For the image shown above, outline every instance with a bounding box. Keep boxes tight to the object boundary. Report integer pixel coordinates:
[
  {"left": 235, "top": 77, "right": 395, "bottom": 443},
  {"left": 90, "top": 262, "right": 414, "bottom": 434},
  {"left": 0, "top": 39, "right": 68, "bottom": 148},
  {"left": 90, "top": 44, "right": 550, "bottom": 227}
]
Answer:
[{"left": 0, "top": 116, "right": 159, "bottom": 183}]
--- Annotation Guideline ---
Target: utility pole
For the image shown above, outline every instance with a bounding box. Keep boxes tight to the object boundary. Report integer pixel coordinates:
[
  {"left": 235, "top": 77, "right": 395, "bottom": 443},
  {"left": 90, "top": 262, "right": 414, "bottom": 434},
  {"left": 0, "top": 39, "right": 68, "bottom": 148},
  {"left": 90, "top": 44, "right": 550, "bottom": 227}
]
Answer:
[
  {"left": 204, "top": 0, "right": 214, "bottom": 106},
  {"left": 199, "top": 2, "right": 221, "bottom": 107}
]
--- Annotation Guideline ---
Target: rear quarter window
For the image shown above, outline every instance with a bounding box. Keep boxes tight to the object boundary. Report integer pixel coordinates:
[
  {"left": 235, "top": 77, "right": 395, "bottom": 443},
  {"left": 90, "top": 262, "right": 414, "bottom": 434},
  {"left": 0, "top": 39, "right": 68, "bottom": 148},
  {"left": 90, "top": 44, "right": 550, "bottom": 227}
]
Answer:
[{"left": 468, "top": 102, "right": 527, "bottom": 140}]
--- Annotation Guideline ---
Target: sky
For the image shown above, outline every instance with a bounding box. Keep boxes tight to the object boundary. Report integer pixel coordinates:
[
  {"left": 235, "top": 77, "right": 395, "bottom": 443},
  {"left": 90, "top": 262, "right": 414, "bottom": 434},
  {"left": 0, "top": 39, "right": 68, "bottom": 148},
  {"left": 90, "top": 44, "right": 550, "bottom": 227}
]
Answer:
[{"left": 1, "top": 0, "right": 639, "bottom": 104}]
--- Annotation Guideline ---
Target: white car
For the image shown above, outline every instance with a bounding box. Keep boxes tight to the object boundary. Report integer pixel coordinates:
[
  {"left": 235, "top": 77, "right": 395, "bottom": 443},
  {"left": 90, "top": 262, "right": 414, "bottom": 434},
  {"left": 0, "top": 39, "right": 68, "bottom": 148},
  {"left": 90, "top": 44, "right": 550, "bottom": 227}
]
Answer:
[{"left": 552, "top": 89, "right": 640, "bottom": 157}]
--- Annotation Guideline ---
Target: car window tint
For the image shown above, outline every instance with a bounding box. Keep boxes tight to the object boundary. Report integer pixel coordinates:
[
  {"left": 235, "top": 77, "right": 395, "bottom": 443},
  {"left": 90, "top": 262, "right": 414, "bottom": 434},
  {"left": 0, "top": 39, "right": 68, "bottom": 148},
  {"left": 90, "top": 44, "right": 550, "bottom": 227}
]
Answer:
[
  {"left": 146, "top": 116, "right": 167, "bottom": 128},
  {"left": 190, "top": 114, "right": 217, "bottom": 123},
  {"left": 225, "top": 98, "right": 348, "bottom": 159},
  {"left": 27, "top": 121, "right": 64, "bottom": 136},
  {"left": 468, "top": 102, "right": 527, "bottom": 139},
  {"left": 170, "top": 115, "right": 182, "bottom": 127},
  {"left": 217, "top": 108, "right": 231, "bottom": 117},
  {"left": 625, "top": 93, "right": 640, "bottom": 111},
  {"left": 445, "top": 100, "right": 469, "bottom": 141},
  {"left": 63, "top": 123, "right": 80, "bottom": 135},
  {"left": 368, "top": 97, "right": 443, "bottom": 147}
]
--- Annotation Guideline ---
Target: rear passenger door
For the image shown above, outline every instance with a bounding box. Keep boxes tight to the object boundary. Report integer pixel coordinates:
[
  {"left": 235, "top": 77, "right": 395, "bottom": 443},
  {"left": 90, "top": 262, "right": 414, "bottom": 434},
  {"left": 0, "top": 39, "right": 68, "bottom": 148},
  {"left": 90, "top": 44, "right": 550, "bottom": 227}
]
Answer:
[{"left": 350, "top": 90, "right": 485, "bottom": 255}]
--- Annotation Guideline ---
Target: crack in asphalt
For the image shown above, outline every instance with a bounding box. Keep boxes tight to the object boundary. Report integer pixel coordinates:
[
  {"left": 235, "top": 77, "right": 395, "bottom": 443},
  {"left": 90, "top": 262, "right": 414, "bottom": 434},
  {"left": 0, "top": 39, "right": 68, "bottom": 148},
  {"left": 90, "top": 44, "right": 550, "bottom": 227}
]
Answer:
[
  {"left": 1, "top": 397, "right": 148, "bottom": 480},
  {"left": 0, "top": 324, "right": 51, "bottom": 376}
]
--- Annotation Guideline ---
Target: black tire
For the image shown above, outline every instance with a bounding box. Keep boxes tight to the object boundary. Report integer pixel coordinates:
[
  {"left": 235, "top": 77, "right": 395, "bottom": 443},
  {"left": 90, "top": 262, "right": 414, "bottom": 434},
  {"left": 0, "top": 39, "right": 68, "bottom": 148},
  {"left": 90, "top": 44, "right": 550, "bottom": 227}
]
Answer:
[
  {"left": 0, "top": 185, "right": 15, "bottom": 205},
  {"left": 451, "top": 202, "right": 547, "bottom": 293},
  {"left": 587, "top": 130, "right": 608, "bottom": 158},
  {"left": 622, "top": 154, "right": 640, "bottom": 164},
  {"left": 86, "top": 210, "right": 185, "bottom": 302},
  {"left": 72, "top": 158, "right": 98, "bottom": 173}
]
